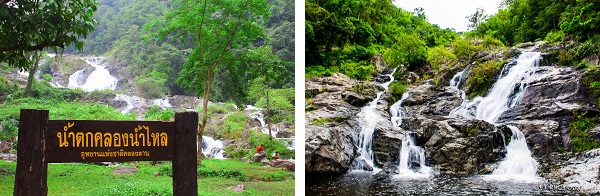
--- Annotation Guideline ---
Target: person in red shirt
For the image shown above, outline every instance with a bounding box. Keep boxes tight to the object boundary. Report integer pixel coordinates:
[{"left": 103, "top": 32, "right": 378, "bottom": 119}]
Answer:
[{"left": 257, "top": 144, "right": 264, "bottom": 154}]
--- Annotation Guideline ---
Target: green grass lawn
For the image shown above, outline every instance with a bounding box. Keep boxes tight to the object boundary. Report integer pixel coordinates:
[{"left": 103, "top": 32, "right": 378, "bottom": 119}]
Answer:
[{"left": 0, "top": 159, "right": 294, "bottom": 196}]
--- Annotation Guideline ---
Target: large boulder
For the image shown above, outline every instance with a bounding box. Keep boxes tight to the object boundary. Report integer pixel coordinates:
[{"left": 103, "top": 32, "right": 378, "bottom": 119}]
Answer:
[
  {"left": 403, "top": 81, "right": 463, "bottom": 117},
  {"left": 249, "top": 152, "right": 268, "bottom": 164},
  {"left": 270, "top": 159, "right": 295, "bottom": 172},
  {"left": 501, "top": 120, "right": 563, "bottom": 157},
  {"left": 305, "top": 120, "right": 359, "bottom": 174},
  {"left": 498, "top": 66, "right": 595, "bottom": 122},
  {"left": 399, "top": 116, "right": 507, "bottom": 174}
]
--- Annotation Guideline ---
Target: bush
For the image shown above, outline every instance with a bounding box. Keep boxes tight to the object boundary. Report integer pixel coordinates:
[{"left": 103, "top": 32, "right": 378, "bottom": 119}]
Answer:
[
  {"left": 220, "top": 112, "right": 247, "bottom": 140},
  {"left": 544, "top": 31, "right": 566, "bottom": 43},
  {"left": 135, "top": 71, "right": 169, "bottom": 99},
  {"left": 339, "top": 61, "right": 375, "bottom": 81},
  {"left": 388, "top": 81, "right": 407, "bottom": 103},
  {"left": 465, "top": 60, "right": 504, "bottom": 99},
  {"left": 426, "top": 46, "right": 458, "bottom": 72},
  {"left": 575, "top": 38, "right": 599, "bottom": 59},
  {"left": 482, "top": 34, "right": 505, "bottom": 48},
  {"left": 569, "top": 113, "right": 600, "bottom": 152},
  {"left": 144, "top": 105, "right": 175, "bottom": 121},
  {"left": 0, "top": 119, "right": 18, "bottom": 143},
  {"left": 383, "top": 33, "right": 427, "bottom": 69},
  {"left": 306, "top": 65, "right": 337, "bottom": 78},
  {"left": 451, "top": 38, "right": 483, "bottom": 61},
  {"left": 248, "top": 132, "right": 294, "bottom": 159}
]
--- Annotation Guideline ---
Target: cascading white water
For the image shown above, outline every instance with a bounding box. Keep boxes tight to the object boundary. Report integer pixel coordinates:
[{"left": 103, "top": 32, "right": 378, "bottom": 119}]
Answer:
[
  {"left": 389, "top": 92, "right": 432, "bottom": 177},
  {"left": 353, "top": 69, "right": 396, "bottom": 170},
  {"left": 245, "top": 105, "right": 277, "bottom": 138},
  {"left": 491, "top": 125, "right": 538, "bottom": 177},
  {"left": 397, "top": 134, "right": 432, "bottom": 177},
  {"left": 202, "top": 136, "right": 225, "bottom": 159},
  {"left": 68, "top": 57, "right": 118, "bottom": 92},
  {"left": 448, "top": 51, "right": 542, "bottom": 181},
  {"left": 114, "top": 94, "right": 145, "bottom": 114},
  {"left": 153, "top": 98, "right": 172, "bottom": 110},
  {"left": 390, "top": 92, "right": 410, "bottom": 127}
]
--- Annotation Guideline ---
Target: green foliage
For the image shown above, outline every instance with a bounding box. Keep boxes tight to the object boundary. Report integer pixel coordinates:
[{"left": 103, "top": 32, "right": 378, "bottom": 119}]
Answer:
[
  {"left": 544, "top": 31, "right": 566, "bottom": 43},
  {"left": 583, "top": 69, "right": 600, "bottom": 107},
  {"left": 569, "top": 113, "right": 600, "bottom": 152},
  {"left": 464, "top": 124, "right": 479, "bottom": 137},
  {"left": 312, "top": 117, "right": 343, "bottom": 125},
  {"left": 144, "top": 106, "right": 175, "bottom": 121},
  {"left": 197, "top": 167, "right": 246, "bottom": 180},
  {"left": 248, "top": 132, "right": 294, "bottom": 159},
  {"left": 465, "top": 60, "right": 504, "bottom": 99},
  {"left": 0, "top": 119, "right": 18, "bottom": 143},
  {"left": 384, "top": 33, "right": 428, "bottom": 69},
  {"left": 135, "top": 70, "right": 170, "bottom": 99},
  {"left": 389, "top": 82, "right": 407, "bottom": 103},
  {"left": 451, "top": 38, "right": 483, "bottom": 61},
  {"left": 220, "top": 112, "right": 248, "bottom": 140},
  {"left": 0, "top": 74, "right": 17, "bottom": 96},
  {"left": 42, "top": 74, "right": 53, "bottom": 83},
  {"left": 482, "top": 34, "right": 505, "bottom": 48},
  {"left": 0, "top": 0, "right": 98, "bottom": 69},
  {"left": 252, "top": 87, "right": 295, "bottom": 124},
  {"left": 306, "top": 65, "right": 337, "bottom": 78},
  {"left": 197, "top": 102, "right": 237, "bottom": 116},
  {"left": 575, "top": 38, "right": 600, "bottom": 59},
  {"left": 340, "top": 61, "right": 375, "bottom": 80},
  {"left": 426, "top": 46, "right": 458, "bottom": 72}
]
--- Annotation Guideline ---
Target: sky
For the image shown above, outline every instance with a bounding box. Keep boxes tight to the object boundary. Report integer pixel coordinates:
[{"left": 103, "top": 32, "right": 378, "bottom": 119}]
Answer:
[{"left": 393, "top": 0, "right": 503, "bottom": 32}]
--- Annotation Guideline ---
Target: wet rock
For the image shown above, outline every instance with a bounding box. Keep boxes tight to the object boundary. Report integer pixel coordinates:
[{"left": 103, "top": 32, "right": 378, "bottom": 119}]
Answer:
[
  {"left": 502, "top": 120, "right": 563, "bottom": 157},
  {"left": 589, "top": 126, "right": 600, "bottom": 140},
  {"left": 305, "top": 120, "right": 359, "bottom": 174},
  {"left": 399, "top": 116, "right": 506, "bottom": 174},
  {"left": 498, "top": 66, "right": 596, "bottom": 123},
  {"left": 560, "top": 149, "right": 600, "bottom": 194},
  {"left": 403, "top": 82, "right": 463, "bottom": 117},
  {"left": 342, "top": 91, "right": 372, "bottom": 107}
]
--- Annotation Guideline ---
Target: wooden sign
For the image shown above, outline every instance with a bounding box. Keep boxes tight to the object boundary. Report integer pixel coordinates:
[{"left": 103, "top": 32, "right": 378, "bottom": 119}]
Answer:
[
  {"left": 14, "top": 109, "right": 198, "bottom": 196},
  {"left": 46, "top": 120, "right": 175, "bottom": 162}
]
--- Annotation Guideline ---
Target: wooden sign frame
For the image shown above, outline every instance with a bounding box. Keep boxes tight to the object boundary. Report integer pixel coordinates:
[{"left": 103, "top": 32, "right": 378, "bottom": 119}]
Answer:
[{"left": 13, "top": 109, "right": 199, "bottom": 196}]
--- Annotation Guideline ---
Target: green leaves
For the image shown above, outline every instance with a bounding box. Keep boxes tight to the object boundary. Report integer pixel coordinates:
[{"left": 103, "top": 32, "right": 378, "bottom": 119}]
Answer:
[{"left": 0, "top": 0, "right": 98, "bottom": 69}]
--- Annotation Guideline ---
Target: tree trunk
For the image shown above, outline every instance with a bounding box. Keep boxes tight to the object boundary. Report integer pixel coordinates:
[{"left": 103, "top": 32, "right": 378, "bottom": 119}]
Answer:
[
  {"left": 25, "top": 52, "right": 40, "bottom": 96},
  {"left": 266, "top": 86, "right": 272, "bottom": 140},
  {"left": 197, "top": 64, "right": 213, "bottom": 165}
]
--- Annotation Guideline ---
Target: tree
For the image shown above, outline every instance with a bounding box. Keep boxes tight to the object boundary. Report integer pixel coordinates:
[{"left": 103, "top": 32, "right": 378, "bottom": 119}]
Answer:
[
  {"left": 0, "top": 0, "right": 98, "bottom": 69},
  {"left": 146, "top": 0, "right": 269, "bottom": 164},
  {"left": 466, "top": 8, "right": 488, "bottom": 31}
]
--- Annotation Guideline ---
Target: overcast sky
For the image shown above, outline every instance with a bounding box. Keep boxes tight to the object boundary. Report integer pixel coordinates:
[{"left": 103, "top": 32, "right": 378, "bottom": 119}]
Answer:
[{"left": 393, "top": 0, "right": 503, "bottom": 32}]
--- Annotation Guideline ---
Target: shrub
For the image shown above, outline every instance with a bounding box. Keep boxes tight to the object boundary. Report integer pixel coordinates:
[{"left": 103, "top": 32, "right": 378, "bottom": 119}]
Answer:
[
  {"left": 220, "top": 112, "right": 247, "bottom": 140},
  {"left": 340, "top": 61, "right": 375, "bottom": 81},
  {"left": 144, "top": 106, "right": 175, "bottom": 121},
  {"left": 451, "top": 38, "right": 483, "bottom": 61},
  {"left": 482, "top": 34, "right": 505, "bottom": 48},
  {"left": 426, "top": 46, "right": 458, "bottom": 72},
  {"left": 134, "top": 71, "right": 169, "bottom": 99},
  {"left": 383, "top": 33, "right": 427, "bottom": 69},
  {"left": 247, "top": 132, "right": 294, "bottom": 159},
  {"left": 544, "top": 31, "right": 566, "bottom": 43},
  {"left": 388, "top": 81, "right": 407, "bottom": 103},
  {"left": 465, "top": 60, "right": 504, "bottom": 99},
  {"left": 569, "top": 113, "right": 600, "bottom": 152}
]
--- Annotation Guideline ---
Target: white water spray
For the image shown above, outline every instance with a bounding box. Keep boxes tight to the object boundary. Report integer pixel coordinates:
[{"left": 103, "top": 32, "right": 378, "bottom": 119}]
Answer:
[
  {"left": 202, "top": 136, "right": 225, "bottom": 159},
  {"left": 68, "top": 57, "right": 118, "bottom": 92},
  {"left": 396, "top": 134, "right": 432, "bottom": 177},
  {"left": 491, "top": 125, "right": 538, "bottom": 177},
  {"left": 448, "top": 51, "right": 542, "bottom": 180},
  {"left": 353, "top": 69, "right": 396, "bottom": 171},
  {"left": 245, "top": 105, "right": 277, "bottom": 138}
]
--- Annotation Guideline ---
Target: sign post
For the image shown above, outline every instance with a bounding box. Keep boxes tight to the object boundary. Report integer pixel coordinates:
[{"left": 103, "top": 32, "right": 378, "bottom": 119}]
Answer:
[{"left": 13, "top": 109, "right": 198, "bottom": 196}]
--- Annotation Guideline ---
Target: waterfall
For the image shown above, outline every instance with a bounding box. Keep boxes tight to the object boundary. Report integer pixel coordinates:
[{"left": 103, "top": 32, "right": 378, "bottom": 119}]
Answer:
[
  {"left": 450, "top": 52, "right": 541, "bottom": 122},
  {"left": 245, "top": 105, "right": 277, "bottom": 138},
  {"left": 202, "top": 136, "right": 225, "bottom": 159},
  {"left": 390, "top": 92, "right": 410, "bottom": 127},
  {"left": 68, "top": 57, "right": 118, "bottom": 92},
  {"left": 353, "top": 69, "right": 396, "bottom": 170},
  {"left": 491, "top": 125, "right": 538, "bottom": 178},
  {"left": 396, "top": 134, "right": 432, "bottom": 177},
  {"left": 448, "top": 51, "right": 542, "bottom": 181},
  {"left": 390, "top": 92, "right": 432, "bottom": 177},
  {"left": 114, "top": 94, "right": 144, "bottom": 114},
  {"left": 153, "top": 98, "right": 172, "bottom": 110}
]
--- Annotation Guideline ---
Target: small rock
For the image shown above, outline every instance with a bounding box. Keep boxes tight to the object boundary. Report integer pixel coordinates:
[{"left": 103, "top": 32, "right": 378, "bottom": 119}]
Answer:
[
  {"left": 111, "top": 166, "right": 138, "bottom": 175},
  {"left": 227, "top": 184, "right": 247, "bottom": 193},
  {"left": 153, "top": 172, "right": 159, "bottom": 176}
]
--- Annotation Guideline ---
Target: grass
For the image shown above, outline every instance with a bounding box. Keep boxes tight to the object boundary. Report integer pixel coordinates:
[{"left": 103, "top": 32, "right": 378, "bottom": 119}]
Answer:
[{"left": 0, "top": 159, "right": 294, "bottom": 196}]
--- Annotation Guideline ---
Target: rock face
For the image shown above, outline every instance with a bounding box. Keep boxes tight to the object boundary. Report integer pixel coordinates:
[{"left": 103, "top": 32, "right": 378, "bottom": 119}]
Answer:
[
  {"left": 403, "top": 81, "right": 463, "bottom": 117},
  {"left": 560, "top": 149, "right": 600, "bottom": 194}
]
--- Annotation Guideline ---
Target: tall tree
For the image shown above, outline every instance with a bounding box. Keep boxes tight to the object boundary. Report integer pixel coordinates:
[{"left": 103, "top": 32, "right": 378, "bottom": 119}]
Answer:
[
  {"left": 146, "top": 0, "right": 269, "bottom": 164},
  {"left": 0, "top": 0, "right": 98, "bottom": 69},
  {"left": 466, "top": 8, "right": 488, "bottom": 31}
]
